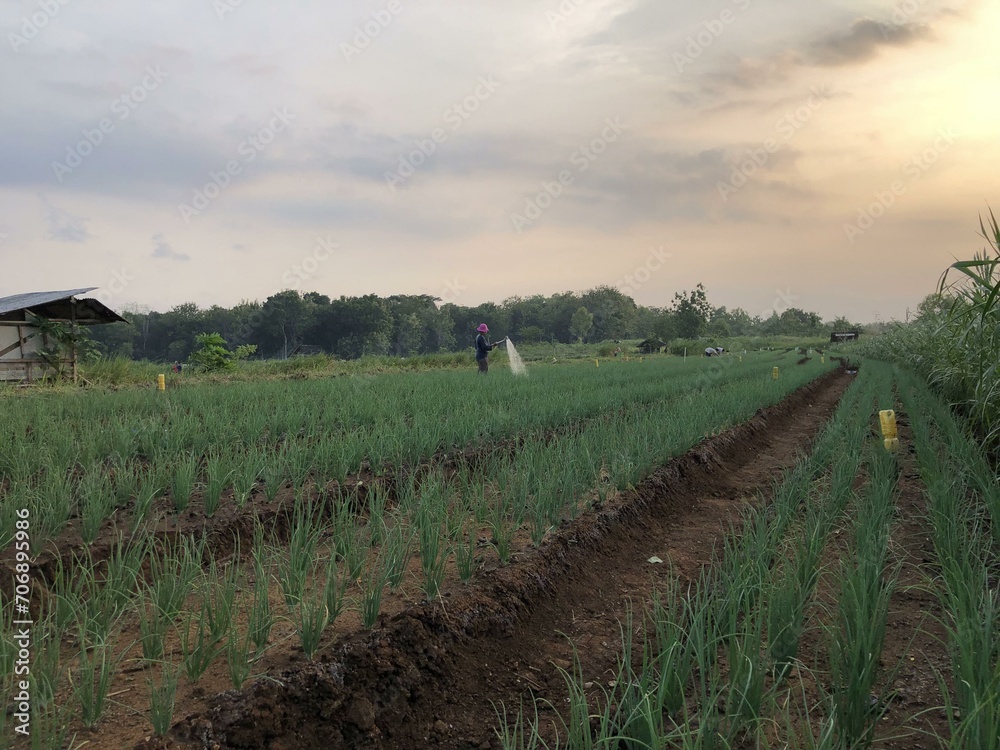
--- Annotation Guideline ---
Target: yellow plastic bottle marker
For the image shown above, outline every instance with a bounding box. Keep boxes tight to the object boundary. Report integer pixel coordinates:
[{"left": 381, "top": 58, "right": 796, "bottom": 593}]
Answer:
[
  {"left": 157, "top": 374, "right": 166, "bottom": 391},
  {"left": 772, "top": 367, "right": 779, "bottom": 380},
  {"left": 820, "top": 356, "right": 825, "bottom": 363},
  {"left": 879, "top": 409, "right": 897, "bottom": 440},
  {"left": 595, "top": 358, "right": 599, "bottom": 368}
]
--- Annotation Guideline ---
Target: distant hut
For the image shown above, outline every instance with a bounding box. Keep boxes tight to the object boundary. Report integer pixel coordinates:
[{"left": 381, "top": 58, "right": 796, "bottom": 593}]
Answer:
[
  {"left": 830, "top": 331, "right": 860, "bottom": 343},
  {"left": 0, "top": 288, "right": 126, "bottom": 383},
  {"left": 637, "top": 337, "right": 666, "bottom": 354}
]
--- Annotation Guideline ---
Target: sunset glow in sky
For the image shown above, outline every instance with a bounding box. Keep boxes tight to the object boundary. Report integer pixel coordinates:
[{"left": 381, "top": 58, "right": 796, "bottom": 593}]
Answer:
[{"left": 1, "top": 0, "right": 996, "bottom": 321}]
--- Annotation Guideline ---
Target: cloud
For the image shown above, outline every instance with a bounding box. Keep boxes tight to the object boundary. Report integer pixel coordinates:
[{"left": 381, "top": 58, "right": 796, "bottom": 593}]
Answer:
[
  {"left": 151, "top": 232, "right": 190, "bottom": 261},
  {"left": 41, "top": 197, "right": 91, "bottom": 243},
  {"left": 808, "top": 18, "right": 934, "bottom": 67},
  {"left": 673, "top": 13, "right": 940, "bottom": 108}
]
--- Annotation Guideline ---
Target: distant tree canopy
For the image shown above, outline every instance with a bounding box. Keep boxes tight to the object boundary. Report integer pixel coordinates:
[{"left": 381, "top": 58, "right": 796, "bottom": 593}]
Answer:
[
  {"left": 570, "top": 307, "right": 594, "bottom": 343},
  {"left": 671, "top": 284, "right": 712, "bottom": 339},
  {"left": 88, "top": 286, "right": 860, "bottom": 362}
]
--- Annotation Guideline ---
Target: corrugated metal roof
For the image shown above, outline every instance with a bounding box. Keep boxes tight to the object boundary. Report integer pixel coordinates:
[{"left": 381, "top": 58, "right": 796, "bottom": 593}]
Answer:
[
  {"left": 0, "top": 288, "right": 97, "bottom": 317},
  {"left": 0, "top": 288, "right": 127, "bottom": 325}
]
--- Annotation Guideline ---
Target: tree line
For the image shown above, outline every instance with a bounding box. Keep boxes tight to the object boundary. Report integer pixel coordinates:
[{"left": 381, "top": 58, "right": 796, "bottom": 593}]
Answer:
[{"left": 89, "top": 284, "right": 861, "bottom": 362}]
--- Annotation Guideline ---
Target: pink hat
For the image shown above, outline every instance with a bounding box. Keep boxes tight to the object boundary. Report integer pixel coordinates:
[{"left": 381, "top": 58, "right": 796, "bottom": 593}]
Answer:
[{"left": 477, "top": 323, "right": 489, "bottom": 333}]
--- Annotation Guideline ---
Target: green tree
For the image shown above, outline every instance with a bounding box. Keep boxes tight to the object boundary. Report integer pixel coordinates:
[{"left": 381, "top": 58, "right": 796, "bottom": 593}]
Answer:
[
  {"left": 426, "top": 305, "right": 456, "bottom": 352},
  {"left": 256, "top": 291, "right": 311, "bottom": 359},
  {"left": 671, "top": 284, "right": 711, "bottom": 338},
  {"left": 580, "top": 286, "right": 638, "bottom": 340},
  {"left": 542, "top": 292, "right": 580, "bottom": 343},
  {"left": 386, "top": 295, "right": 439, "bottom": 356},
  {"left": 570, "top": 306, "right": 594, "bottom": 343},
  {"left": 726, "top": 307, "right": 758, "bottom": 336},
  {"left": 653, "top": 310, "right": 678, "bottom": 344},
  {"left": 307, "top": 295, "right": 392, "bottom": 358},
  {"left": 188, "top": 333, "right": 256, "bottom": 372},
  {"left": 826, "top": 314, "right": 863, "bottom": 331},
  {"left": 517, "top": 325, "right": 546, "bottom": 343}
]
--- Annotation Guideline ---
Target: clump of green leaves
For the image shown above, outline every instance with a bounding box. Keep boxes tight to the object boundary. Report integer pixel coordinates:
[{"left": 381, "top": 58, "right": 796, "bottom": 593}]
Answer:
[{"left": 188, "top": 332, "right": 257, "bottom": 372}]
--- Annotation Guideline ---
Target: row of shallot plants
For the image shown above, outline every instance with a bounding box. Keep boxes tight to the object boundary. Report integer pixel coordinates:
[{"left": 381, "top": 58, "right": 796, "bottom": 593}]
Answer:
[
  {"left": 0, "top": 352, "right": 827, "bottom": 741},
  {"left": 474, "top": 358, "right": 837, "bottom": 567},
  {"left": 825, "top": 441, "right": 900, "bottom": 749},
  {"left": 1, "top": 351, "right": 816, "bottom": 556},
  {"left": 1, "top": 351, "right": 760, "bottom": 484},
  {"left": 495, "top": 363, "right": 879, "bottom": 749},
  {"left": 0, "top": 526, "right": 282, "bottom": 739},
  {"left": 899, "top": 368, "right": 999, "bottom": 749}
]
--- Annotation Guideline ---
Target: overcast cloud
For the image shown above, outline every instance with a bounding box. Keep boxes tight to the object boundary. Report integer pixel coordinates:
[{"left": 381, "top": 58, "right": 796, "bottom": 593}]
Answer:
[{"left": 0, "top": 0, "right": 996, "bottom": 321}]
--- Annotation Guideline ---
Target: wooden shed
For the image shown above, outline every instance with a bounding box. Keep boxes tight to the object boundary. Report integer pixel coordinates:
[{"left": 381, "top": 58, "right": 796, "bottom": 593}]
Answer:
[{"left": 0, "top": 288, "right": 126, "bottom": 383}]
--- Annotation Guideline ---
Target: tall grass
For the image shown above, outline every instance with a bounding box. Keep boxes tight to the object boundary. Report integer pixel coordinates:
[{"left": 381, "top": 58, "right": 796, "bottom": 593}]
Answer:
[{"left": 864, "top": 208, "right": 1000, "bottom": 449}]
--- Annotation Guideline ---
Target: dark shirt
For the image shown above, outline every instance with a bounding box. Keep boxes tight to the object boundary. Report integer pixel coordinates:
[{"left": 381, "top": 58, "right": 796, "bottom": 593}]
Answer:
[{"left": 475, "top": 333, "right": 494, "bottom": 359}]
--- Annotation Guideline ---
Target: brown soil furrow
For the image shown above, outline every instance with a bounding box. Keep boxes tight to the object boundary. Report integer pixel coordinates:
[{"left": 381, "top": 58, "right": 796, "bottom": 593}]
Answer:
[
  {"left": 157, "top": 369, "right": 851, "bottom": 750},
  {"left": 874, "top": 406, "right": 952, "bottom": 748}
]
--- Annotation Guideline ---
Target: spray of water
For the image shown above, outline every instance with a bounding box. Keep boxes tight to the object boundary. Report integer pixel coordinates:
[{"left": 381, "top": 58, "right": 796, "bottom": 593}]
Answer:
[{"left": 505, "top": 337, "right": 528, "bottom": 376}]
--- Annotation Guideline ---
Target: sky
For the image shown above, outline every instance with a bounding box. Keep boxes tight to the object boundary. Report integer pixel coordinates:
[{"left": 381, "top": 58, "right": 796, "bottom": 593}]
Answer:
[{"left": 1, "top": 0, "right": 997, "bottom": 323}]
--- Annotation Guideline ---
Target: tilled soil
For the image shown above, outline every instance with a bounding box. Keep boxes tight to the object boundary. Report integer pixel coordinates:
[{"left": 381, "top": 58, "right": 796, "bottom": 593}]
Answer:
[
  {"left": 148, "top": 369, "right": 885, "bottom": 750},
  {"left": 875, "top": 407, "right": 952, "bottom": 748}
]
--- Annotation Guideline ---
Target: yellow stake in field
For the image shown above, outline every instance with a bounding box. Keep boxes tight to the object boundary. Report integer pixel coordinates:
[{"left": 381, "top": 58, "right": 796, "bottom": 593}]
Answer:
[
  {"left": 157, "top": 374, "right": 166, "bottom": 391},
  {"left": 772, "top": 366, "right": 779, "bottom": 380},
  {"left": 879, "top": 409, "right": 899, "bottom": 452}
]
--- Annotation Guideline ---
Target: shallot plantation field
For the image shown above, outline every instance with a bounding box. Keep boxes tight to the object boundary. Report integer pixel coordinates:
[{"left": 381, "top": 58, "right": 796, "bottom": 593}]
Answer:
[{"left": 0, "top": 348, "right": 996, "bottom": 750}]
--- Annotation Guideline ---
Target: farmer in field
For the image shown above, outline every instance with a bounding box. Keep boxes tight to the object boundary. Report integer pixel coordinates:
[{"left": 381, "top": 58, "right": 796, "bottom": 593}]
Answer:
[
  {"left": 704, "top": 347, "right": 716, "bottom": 357},
  {"left": 475, "top": 323, "right": 499, "bottom": 374}
]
